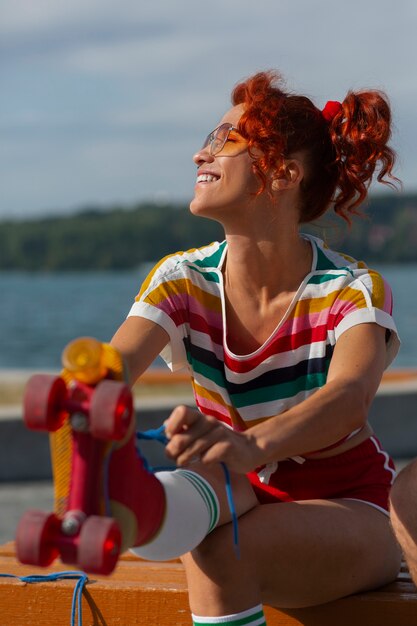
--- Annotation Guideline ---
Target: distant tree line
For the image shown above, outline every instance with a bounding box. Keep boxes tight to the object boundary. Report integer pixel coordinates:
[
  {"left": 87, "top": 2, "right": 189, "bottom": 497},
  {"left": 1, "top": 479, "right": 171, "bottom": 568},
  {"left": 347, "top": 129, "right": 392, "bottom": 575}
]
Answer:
[
  {"left": 310, "top": 193, "right": 417, "bottom": 264},
  {"left": 0, "top": 194, "right": 416, "bottom": 271},
  {"left": 0, "top": 203, "right": 223, "bottom": 271}
]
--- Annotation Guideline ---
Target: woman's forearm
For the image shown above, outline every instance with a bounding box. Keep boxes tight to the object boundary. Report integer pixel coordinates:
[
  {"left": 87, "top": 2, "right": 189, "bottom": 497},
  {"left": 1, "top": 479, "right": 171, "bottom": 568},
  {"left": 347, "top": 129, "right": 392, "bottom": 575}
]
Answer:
[
  {"left": 246, "top": 378, "right": 370, "bottom": 465},
  {"left": 246, "top": 324, "right": 387, "bottom": 467}
]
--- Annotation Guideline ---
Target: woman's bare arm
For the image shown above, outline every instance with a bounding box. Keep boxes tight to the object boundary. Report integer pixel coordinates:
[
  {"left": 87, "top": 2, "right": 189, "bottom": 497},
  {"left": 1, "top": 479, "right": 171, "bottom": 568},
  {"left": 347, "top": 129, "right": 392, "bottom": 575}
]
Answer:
[
  {"left": 250, "top": 322, "right": 387, "bottom": 463},
  {"left": 111, "top": 316, "right": 169, "bottom": 385}
]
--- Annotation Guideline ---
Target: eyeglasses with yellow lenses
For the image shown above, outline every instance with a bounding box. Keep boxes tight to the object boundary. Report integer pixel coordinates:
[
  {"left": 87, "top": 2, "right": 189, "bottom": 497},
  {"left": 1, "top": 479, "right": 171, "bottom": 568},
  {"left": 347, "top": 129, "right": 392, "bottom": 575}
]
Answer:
[{"left": 201, "top": 123, "right": 247, "bottom": 157}]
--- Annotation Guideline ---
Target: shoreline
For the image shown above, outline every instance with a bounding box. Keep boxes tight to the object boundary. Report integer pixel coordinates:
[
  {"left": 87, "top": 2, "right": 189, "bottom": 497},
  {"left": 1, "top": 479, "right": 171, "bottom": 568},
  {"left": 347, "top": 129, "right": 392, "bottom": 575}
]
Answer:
[{"left": 0, "top": 367, "right": 417, "bottom": 404}]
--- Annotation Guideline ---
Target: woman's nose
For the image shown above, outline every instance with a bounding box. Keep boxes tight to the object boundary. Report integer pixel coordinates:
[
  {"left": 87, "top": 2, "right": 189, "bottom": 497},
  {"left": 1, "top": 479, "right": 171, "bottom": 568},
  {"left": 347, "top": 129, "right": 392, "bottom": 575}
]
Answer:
[{"left": 193, "top": 146, "right": 215, "bottom": 167}]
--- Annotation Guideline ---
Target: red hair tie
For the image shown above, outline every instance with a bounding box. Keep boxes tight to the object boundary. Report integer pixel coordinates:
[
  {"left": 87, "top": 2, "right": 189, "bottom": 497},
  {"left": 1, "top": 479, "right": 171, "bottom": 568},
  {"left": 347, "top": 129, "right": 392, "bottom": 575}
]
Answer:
[{"left": 321, "top": 100, "right": 342, "bottom": 123}]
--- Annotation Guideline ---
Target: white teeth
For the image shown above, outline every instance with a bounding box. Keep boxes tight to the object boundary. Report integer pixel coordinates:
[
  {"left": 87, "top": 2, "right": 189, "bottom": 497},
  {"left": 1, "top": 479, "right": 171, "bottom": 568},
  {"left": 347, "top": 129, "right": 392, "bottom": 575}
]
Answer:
[{"left": 197, "top": 174, "right": 219, "bottom": 183}]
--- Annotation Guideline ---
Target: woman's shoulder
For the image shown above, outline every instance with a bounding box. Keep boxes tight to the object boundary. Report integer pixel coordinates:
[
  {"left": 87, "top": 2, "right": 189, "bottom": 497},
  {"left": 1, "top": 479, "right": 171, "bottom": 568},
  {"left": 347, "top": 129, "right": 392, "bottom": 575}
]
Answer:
[
  {"left": 138, "top": 241, "right": 227, "bottom": 294},
  {"left": 303, "top": 233, "right": 390, "bottom": 301},
  {"left": 303, "top": 233, "right": 366, "bottom": 273},
  {"left": 157, "top": 240, "right": 226, "bottom": 275}
]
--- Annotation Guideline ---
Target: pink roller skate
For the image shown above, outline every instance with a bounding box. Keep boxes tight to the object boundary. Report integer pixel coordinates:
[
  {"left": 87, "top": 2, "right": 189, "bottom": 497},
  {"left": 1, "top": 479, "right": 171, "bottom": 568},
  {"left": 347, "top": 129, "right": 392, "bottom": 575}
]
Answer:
[{"left": 15, "top": 338, "right": 165, "bottom": 575}]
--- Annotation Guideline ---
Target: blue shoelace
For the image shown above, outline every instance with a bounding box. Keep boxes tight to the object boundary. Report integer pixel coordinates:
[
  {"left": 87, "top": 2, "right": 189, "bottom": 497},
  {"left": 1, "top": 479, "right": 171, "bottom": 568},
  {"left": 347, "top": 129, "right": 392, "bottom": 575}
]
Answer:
[{"left": 0, "top": 570, "right": 88, "bottom": 626}]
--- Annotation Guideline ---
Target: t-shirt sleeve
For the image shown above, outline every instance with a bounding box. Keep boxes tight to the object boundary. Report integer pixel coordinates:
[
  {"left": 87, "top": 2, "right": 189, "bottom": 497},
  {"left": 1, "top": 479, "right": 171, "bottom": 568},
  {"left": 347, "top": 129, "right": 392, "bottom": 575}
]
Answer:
[
  {"left": 127, "top": 257, "right": 190, "bottom": 372},
  {"left": 330, "top": 269, "right": 400, "bottom": 368}
]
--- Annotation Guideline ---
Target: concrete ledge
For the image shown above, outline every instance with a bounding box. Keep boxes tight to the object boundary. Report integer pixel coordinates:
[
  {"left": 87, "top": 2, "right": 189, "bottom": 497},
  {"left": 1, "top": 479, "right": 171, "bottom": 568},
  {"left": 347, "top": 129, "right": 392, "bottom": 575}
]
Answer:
[
  {"left": 1, "top": 369, "right": 417, "bottom": 482},
  {"left": 0, "top": 403, "right": 179, "bottom": 482}
]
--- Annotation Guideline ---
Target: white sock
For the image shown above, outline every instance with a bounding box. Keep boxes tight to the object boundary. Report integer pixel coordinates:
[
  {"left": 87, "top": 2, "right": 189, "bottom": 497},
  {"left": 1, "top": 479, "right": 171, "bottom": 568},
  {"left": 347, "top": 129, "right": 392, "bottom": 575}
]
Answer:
[
  {"left": 192, "top": 604, "right": 267, "bottom": 625},
  {"left": 130, "top": 468, "right": 219, "bottom": 561}
]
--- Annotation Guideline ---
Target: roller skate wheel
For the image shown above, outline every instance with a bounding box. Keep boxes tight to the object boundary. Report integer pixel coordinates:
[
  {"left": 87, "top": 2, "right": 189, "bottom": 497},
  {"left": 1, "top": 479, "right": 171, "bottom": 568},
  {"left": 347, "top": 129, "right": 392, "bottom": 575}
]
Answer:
[
  {"left": 90, "top": 380, "right": 133, "bottom": 440},
  {"left": 16, "top": 510, "right": 60, "bottom": 567},
  {"left": 23, "top": 374, "right": 68, "bottom": 431},
  {"left": 78, "top": 516, "right": 121, "bottom": 575}
]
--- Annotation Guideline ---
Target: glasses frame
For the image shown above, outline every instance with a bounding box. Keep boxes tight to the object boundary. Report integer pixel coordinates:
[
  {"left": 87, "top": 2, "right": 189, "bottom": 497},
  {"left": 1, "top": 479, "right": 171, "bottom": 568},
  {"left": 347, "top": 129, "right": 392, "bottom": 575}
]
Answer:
[{"left": 202, "top": 122, "right": 246, "bottom": 157}]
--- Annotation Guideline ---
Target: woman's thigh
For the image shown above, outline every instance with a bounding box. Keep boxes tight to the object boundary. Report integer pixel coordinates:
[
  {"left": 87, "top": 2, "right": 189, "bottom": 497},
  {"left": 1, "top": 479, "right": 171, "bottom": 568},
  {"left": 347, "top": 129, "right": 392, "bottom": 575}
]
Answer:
[{"left": 183, "top": 498, "right": 402, "bottom": 612}]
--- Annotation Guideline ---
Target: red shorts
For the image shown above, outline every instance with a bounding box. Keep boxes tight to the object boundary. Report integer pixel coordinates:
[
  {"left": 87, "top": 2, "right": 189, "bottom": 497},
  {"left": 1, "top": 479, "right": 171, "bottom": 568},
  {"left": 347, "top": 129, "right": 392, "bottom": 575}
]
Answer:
[{"left": 247, "top": 437, "right": 395, "bottom": 515}]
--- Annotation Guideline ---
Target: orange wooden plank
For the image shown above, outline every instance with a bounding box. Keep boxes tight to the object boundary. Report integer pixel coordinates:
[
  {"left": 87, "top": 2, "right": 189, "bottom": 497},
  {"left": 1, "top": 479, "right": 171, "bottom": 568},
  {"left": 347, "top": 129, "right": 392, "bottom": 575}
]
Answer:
[
  {"left": 381, "top": 369, "right": 417, "bottom": 383},
  {"left": 0, "top": 543, "right": 416, "bottom": 626}
]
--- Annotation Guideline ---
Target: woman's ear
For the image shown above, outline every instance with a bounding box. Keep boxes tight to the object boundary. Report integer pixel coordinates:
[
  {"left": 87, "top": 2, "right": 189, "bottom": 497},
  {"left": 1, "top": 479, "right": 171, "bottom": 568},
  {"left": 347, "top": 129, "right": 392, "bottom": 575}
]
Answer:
[{"left": 271, "top": 158, "right": 304, "bottom": 191}]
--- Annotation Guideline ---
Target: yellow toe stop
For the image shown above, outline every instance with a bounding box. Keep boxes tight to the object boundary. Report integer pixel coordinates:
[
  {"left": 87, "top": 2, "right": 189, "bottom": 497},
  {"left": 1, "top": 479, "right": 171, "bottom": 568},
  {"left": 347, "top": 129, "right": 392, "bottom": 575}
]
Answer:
[{"left": 61, "top": 337, "right": 125, "bottom": 385}]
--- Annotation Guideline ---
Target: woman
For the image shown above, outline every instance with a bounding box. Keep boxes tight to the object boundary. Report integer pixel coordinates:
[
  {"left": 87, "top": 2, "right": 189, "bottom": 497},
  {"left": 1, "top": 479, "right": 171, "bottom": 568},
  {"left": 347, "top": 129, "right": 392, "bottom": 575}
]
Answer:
[{"left": 111, "top": 71, "right": 401, "bottom": 626}]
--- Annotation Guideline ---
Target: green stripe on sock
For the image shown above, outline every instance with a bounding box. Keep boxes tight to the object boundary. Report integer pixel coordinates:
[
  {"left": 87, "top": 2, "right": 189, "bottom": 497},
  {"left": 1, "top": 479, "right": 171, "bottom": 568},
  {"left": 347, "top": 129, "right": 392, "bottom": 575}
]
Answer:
[
  {"left": 179, "top": 470, "right": 219, "bottom": 532},
  {"left": 193, "top": 609, "right": 266, "bottom": 625},
  {"left": 179, "top": 470, "right": 212, "bottom": 515},
  {"left": 180, "top": 470, "right": 219, "bottom": 532}
]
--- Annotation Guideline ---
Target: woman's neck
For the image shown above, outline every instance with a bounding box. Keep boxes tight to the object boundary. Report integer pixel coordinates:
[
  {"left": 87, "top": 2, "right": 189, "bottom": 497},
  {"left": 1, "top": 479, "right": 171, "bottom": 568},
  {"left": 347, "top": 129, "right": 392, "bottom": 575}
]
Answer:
[{"left": 223, "top": 229, "right": 313, "bottom": 301}]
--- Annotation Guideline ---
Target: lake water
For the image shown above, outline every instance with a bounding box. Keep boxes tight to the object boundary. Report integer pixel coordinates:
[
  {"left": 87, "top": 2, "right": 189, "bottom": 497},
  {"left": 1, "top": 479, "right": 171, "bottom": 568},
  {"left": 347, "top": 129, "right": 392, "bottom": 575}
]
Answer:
[{"left": 0, "top": 264, "right": 416, "bottom": 370}]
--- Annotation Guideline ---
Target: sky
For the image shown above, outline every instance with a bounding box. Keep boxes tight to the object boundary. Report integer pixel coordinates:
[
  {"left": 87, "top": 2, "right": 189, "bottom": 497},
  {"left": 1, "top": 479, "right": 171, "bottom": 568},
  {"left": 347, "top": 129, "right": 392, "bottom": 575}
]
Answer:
[{"left": 1, "top": 0, "right": 416, "bottom": 218}]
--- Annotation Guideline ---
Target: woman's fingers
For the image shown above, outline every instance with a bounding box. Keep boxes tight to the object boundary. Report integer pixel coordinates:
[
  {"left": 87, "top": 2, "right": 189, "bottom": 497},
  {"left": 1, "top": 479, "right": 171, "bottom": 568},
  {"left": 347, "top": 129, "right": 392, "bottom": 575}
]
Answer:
[
  {"left": 173, "top": 426, "right": 229, "bottom": 467},
  {"left": 164, "top": 405, "right": 203, "bottom": 437},
  {"left": 164, "top": 407, "right": 222, "bottom": 462},
  {"left": 163, "top": 405, "right": 260, "bottom": 473}
]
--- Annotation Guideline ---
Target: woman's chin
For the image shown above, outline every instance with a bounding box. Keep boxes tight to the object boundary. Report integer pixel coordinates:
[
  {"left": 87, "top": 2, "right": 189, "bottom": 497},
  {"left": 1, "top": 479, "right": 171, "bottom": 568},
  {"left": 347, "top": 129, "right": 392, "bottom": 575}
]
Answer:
[{"left": 189, "top": 196, "right": 212, "bottom": 216}]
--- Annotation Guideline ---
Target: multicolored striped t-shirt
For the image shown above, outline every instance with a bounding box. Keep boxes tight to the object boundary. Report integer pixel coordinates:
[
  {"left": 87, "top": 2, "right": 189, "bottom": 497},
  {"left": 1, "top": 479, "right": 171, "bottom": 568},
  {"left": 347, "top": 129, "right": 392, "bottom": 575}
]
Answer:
[{"left": 128, "top": 234, "right": 400, "bottom": 437}]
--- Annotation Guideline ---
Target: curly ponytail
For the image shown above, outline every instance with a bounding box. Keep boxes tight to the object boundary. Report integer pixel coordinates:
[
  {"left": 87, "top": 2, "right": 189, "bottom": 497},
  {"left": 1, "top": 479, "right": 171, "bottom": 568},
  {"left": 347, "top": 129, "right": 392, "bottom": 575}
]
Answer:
[
  {"left": 231, "top": 72, "right": 400, "bottom": 223},
  {"left": 330, "top": 90, "right": 399, "bottom": 221}
]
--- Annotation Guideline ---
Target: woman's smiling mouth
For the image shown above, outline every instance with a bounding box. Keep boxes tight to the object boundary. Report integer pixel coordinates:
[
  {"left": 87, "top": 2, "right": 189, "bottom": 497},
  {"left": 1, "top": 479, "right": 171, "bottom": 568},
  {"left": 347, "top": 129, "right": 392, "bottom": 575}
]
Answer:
[{"left": 196, "top": 173, "right": 220, "bottom": 184}]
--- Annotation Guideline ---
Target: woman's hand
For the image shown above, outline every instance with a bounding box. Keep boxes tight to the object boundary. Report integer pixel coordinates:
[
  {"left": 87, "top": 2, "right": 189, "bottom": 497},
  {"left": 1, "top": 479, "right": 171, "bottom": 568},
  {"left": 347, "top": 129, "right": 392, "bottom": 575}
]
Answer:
[{"left": 164, "top": 405, "right": 261, "bottom": 473}]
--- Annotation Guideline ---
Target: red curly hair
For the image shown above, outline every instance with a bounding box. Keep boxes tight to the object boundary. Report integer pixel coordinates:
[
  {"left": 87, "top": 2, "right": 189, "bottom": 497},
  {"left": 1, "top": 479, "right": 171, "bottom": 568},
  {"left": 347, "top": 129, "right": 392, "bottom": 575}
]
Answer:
[{"left": 232, "top": 71, "right": 399, "bottom": 223}]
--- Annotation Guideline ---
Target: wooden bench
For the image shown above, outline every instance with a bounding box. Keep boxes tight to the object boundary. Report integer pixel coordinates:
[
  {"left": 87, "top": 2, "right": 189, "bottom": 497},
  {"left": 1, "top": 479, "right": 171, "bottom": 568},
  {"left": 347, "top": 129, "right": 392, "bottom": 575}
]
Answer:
[{"left": 0, "top": 542, "right": 416, "bottom": 626}]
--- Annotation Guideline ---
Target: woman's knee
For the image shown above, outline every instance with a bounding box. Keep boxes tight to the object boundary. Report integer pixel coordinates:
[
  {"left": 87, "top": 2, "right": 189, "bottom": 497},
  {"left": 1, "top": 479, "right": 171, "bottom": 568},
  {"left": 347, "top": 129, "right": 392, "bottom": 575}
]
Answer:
[
  {"left": 390, "top": 460, "right": 417, "bottom": 583},
  {"left": 185, "top": 519, "right": 257, "bottom": 582},
  {"left": 390, "top": 460, "right": 417, "bottom": 538},
  {"left": 390, "top": 460, "right": 417, "bottom": 514},
  {"left": 187, "top": 463, "right": 259, "bottom": 524}
]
